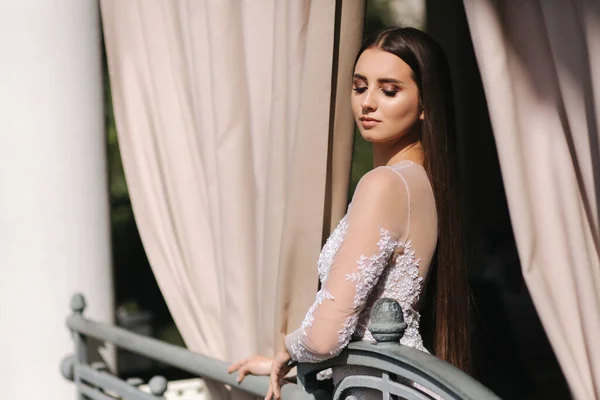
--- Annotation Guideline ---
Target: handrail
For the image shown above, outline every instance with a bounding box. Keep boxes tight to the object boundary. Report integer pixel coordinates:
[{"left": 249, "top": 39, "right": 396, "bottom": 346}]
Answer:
[
  {"left": 295, "top": 299, "right": 500, "bottom": 400},
  {"left": 62, "top": 293, "right": 313, "bottom": 400},
  {"left": 297, "top": 343, "right": 497, "bottom": 400},
  {"left": 61, "top": 294, "right": 501, "bottom": 400}
]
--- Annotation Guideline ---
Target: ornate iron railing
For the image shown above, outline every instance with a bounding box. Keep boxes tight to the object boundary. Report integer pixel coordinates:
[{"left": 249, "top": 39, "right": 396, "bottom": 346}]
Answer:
[{"left": 61, "top": 294, "right": 501, "bottom": 399}]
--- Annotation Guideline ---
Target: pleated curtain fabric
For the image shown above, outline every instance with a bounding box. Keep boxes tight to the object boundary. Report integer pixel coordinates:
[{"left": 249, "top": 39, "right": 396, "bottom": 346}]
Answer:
[
  {"left": 100, "top": 1, "right": 364, "bottom": 398},
  {"left": 463, "top": 1, "right": 600, "bottom": 398}
]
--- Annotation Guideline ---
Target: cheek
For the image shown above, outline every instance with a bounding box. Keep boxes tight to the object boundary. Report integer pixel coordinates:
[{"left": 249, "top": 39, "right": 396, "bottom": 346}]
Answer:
[{"left": 381, "top": 95, "right": 420, "bottom": 125}]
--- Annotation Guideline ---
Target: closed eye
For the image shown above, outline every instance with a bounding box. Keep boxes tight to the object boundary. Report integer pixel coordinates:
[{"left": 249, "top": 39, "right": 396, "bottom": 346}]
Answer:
[
  {"left": 353, "top": 86, "right": 367, "bottom": 94},
  {"left": 382, "top": 89, "right": 398, "bottom": 97}
]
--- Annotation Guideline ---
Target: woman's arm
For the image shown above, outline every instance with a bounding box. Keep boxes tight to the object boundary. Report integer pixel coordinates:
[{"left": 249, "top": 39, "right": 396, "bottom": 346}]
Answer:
[{"left": 285, "top": 167, "right": 409, "bottom": 363}]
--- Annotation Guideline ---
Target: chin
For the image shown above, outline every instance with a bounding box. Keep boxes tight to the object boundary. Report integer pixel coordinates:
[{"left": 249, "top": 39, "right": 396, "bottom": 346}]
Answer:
[{"left": 359, "top": 129, "right": 394, "bottom": 143}]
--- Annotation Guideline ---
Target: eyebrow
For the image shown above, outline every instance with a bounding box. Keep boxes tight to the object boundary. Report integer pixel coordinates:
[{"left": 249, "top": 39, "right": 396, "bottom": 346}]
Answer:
[{"left": 353, "top": 73, "right": 404, "bottom": 85}]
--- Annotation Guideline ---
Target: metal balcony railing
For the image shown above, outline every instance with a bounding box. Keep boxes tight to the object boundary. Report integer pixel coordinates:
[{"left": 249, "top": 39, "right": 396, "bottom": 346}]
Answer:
[{"left": 61, "top": 294, "right": 501, "bottom": 400}]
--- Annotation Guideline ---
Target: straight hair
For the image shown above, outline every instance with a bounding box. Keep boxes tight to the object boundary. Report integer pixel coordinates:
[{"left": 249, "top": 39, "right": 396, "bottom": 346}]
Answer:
[{"left": 355, "top": 27, "right": 472, "bottom": 373}]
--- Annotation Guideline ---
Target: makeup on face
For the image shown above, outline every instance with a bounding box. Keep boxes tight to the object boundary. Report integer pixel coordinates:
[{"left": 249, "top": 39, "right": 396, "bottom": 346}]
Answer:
[{"left": 351, "top": 48, "right": 421, "bottom": 143}]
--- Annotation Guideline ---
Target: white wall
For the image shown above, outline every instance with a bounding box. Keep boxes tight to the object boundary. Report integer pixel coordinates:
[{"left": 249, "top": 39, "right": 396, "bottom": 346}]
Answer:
[{"left": 0, "top": 1, "right": 113, "bottom": 398}]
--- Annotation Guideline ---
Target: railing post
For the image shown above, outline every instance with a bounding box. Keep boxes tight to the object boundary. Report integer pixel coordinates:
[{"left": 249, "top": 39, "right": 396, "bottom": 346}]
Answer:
[
  {"left": 296, "top": 298, "right": 406, "bottom": 398},
  {"left": 367, "top": 298, "right": 407, "bottom": 347},
  {"left": 148, "top": 376, "right": 168, "bottom": 397},
  {"left": 70, "top": 293, "right": 88, "bottom": 400}
]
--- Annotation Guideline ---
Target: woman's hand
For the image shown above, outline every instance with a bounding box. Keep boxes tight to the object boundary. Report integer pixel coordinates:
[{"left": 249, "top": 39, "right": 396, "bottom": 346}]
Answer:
[
  {"left": 265, "top": 344, "right": 293, "bottom": 400},
  {"left": 227, "top": 355, "right": 274, "bottom": 383}
]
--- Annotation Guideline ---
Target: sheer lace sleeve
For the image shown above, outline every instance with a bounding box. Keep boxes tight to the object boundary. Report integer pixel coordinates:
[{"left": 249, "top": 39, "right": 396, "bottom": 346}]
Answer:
[{"left": 285, "top": 167, "right": 411, "bottom": 363}]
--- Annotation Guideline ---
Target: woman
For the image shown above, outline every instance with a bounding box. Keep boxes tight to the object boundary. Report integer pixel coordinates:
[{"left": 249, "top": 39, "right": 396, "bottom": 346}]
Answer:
[{"left": 228, "top": 27, "right": 471, "bottom": 399}]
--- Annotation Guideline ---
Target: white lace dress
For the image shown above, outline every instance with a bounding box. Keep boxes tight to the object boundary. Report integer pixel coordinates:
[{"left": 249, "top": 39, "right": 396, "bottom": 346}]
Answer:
[{"left": 284, "top": 161, "right": 438, "bottom": 395}]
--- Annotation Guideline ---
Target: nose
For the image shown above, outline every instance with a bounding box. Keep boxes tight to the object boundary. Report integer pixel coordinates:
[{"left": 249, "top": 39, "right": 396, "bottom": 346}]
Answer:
[{"left": 361, "top": 88, "right": 377, "bottom": 113}]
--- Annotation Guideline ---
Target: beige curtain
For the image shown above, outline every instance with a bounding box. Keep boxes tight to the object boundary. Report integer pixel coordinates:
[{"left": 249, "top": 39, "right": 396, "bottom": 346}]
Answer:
[
  {"left": 100, "top": 0, "right": 364, "bottom": 389},
  {"left": 463, "top": 1, "right": 600, "bottom": 398}
]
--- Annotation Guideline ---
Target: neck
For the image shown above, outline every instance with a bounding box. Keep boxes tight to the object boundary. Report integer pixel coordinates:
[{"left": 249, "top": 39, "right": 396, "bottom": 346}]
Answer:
[{"left": 372, "top": 129, "right": 424, "bottom": 168}]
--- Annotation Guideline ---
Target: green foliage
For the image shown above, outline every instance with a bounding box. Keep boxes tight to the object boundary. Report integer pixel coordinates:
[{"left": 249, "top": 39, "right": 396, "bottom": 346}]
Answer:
[
  {"left": 348, "top": 129, "right": 373, "bottom": 199},
  {"left": 105, "top": 82, "right": 129, "bottom": 206},
  {"left": 156, "top": 324, "right": 186, "bottom": 348},
  {"left": 365, "top": 0, "right": 393, "bottom": 37}
]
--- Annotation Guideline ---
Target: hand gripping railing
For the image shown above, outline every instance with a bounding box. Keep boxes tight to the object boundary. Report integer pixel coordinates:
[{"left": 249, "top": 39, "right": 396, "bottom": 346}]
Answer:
[{"left": 61, "top": 294, "right": 501, "bottom": 400}]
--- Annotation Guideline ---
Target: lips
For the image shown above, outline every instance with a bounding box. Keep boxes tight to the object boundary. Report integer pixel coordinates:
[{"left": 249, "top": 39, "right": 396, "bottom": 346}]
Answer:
[{"left": 360, "top": 117, "right": 381, "bottom": 128}]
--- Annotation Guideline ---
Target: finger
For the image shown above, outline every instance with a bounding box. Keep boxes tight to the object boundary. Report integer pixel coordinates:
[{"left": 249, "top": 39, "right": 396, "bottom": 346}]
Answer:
[
  {"left": 270, "top": 371, "right": 281, "bottom": 400},
  {"left": 264, "top": 384, "right": 273, "bottom": 400},
  {"left": 236, "top": 366, "right": 249, "bottom": 383},
  {"left": 227, "top": 357, "right": 249, "bottom": 373},
  {"left": 269, "top": 371, "right": 277, "bottom": 399},
  {"left": 273, "top": 380, "right": 281, "bottom": 400},
  {"left": 227, "top": 362, "right": 241, "bottom": 373}
]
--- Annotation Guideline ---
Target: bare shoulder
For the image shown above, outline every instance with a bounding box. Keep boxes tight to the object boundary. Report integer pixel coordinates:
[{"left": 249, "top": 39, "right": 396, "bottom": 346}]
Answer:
[
  {"left": 358, "top": 166, "right": 403, "bottom": 187},
  {"left": 353, "top": 166, "right": 407, "bottom": 202}
]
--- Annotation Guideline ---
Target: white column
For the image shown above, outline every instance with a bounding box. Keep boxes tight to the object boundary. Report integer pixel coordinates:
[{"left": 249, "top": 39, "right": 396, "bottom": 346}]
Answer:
[{"left": 0, "top": 1, "right": 113, "bottom": 398}]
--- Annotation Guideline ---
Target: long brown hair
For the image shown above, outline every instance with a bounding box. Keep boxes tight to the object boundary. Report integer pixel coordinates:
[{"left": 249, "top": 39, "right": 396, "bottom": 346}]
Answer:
[{"left": 355, "top": 27, "right": 471, "bottom": 372}]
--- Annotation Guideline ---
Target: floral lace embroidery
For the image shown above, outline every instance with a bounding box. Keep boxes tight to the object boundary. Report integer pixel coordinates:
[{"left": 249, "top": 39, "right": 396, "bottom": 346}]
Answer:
[
  {"left": 346, "top": 229, "right": 398, "bottom": 308},
  {"left": 288, "top": 341, "right": 325, "bottom": 363},
  {"left": 318, "top": 215, "right": 348, "bottom": 283},
  {"left": 287, "top": 217, "right": 429, "bottom": 362},
  {"left": 355, "top": 239, "right": 428, "bottom": 352},
  {"left": 300, "top": 288, "right": 334, "bottom": 335},
  {"left": 285, "top": 288, "right": 336, "bottom": 362},
  {"left": 338, "top": 314, "right": 358, "bottom": 347}
]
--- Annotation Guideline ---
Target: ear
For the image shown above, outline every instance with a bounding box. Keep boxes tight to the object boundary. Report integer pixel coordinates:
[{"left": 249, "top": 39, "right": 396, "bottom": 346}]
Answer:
[{"left": 419, "top": 110, "right": 425, "bottom": 121}]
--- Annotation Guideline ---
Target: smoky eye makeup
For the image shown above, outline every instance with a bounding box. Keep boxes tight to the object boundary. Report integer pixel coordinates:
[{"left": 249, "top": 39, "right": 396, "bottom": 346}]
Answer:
[
  {"left": 381, "top": 84, "right": 400, "bottom": 97},
  {"left": 352, "top": 76, "right": 367, "bottom": 93}
]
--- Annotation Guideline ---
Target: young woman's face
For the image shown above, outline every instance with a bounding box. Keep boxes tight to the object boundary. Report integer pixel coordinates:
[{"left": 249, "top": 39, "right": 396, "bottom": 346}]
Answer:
[{"left": 351, "top": 48, "right": 423, "bottom": 143}]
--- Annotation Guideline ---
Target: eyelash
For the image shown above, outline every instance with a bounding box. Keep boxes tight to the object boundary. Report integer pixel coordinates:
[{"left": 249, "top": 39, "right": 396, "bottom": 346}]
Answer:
[{"left": 352, "top": 87, "right": 398, "bottom": 97}]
